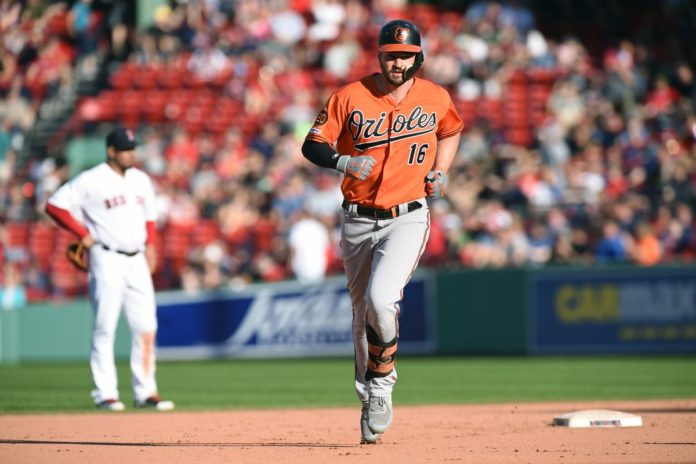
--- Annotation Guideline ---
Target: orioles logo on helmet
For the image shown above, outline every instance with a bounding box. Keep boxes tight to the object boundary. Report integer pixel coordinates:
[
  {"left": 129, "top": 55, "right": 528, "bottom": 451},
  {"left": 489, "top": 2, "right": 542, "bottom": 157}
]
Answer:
[{"left": 394, "top": 27, "right": 410, "bottom": 43}]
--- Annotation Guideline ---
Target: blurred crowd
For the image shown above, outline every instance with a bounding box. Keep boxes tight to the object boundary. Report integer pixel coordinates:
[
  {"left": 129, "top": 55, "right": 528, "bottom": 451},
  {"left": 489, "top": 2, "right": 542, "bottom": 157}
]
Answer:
[{"left": 1, "top": 0, "right": 696, "bottom": 303}]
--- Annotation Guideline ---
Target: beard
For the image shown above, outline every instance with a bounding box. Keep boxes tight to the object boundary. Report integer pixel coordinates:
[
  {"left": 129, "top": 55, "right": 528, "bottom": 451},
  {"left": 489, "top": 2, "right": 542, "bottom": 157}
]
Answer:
[
  {"left": 380, "top": 63, "right": 410, "bottom": 87},
  {"left": 116, "top": 160, "right": 133, "bottom": 171}
]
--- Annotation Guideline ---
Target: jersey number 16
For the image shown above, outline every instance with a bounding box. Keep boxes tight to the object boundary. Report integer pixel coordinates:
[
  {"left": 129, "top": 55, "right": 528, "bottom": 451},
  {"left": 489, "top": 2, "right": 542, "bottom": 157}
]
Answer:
[{"left": 407, "top": 143, "right": 430, "bottom": 165}]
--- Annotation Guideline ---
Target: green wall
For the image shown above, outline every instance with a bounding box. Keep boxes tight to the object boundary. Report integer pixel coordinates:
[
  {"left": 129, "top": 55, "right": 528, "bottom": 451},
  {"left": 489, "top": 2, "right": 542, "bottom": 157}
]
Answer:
[
  {"left": 0, "top": 301, "right": 131, "bottom": 363},
  {"left": 137, "top": 0, "right": 167, "bottom": 30},
  {"left": 65, "top": 136, "right": 105, "bottom": 178},
  {"left": 436, "top": 268, "right": 527, "bottom": 354}
]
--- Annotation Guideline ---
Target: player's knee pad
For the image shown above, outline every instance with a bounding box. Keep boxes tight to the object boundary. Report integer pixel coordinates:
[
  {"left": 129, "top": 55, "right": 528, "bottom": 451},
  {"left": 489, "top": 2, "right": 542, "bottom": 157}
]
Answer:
[{"left": 365, "top": 325, "right": 398, "bottom": 381}]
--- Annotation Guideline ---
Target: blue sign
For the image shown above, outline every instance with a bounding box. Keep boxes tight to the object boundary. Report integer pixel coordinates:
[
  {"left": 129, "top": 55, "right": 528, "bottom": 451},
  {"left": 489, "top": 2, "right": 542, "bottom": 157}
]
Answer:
[
  {"left": 155, "top": 274, "right": 434, "bottom": 359},
  {"left": 529, "top": 267, "right": 696, "bottom": 354}
]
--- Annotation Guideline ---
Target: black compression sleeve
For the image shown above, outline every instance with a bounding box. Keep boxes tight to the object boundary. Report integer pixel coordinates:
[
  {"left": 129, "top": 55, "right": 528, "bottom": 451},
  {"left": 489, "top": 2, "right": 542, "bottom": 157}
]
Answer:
[{"left": 302, "top": 140, "right": 341, "bottom": 169}]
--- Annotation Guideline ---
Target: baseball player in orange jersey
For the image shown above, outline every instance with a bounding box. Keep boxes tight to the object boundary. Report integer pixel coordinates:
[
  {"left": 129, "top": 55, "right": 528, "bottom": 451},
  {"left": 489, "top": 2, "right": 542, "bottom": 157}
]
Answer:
[{"left": 302, "top": 19, "right": 463, "bottom": 443}]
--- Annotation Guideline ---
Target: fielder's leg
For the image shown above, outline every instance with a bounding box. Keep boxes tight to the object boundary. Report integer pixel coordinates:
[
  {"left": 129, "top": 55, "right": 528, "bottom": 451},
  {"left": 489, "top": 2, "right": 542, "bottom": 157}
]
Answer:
[
  {"left": 123, "top": 255, "right": 160, "bottom": 404},
  {"left": 88, "top": 267, "right": 126, "bottom": 405}
]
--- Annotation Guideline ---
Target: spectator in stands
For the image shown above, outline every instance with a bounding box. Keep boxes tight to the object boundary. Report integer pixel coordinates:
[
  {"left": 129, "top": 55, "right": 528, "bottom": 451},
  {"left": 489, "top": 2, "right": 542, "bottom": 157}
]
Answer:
[
  {"left": 0, "top": 0, "right": 21, "bottom": 32},
  {"left": 0, "top": 117, "right": 13, "bottom": 183},
  {"left": 164, "top": 185, "right": 199, "bottom": 228},
  {"left": 67, "top": 0, "right": 96, "bottom": 55},
  {"left": 671, "top": 62, "right": 696, "bottom": 106},
  {"left": 287, "top": 207, "right": 330, "bottom": 283},
  {"left": 3, "top": 182, "right": 33, "bottom": 222},
  {"left": 662, "top": 202, "right": 695, "bottom": 258},
  {"left": 199, "top": 241, "right": 228, "bottom": 289},
  {"left": 179, "top": 263, "right": 203, "bottom": 294},
  {"left": 323, "top": 28, "right": 361, "bottom": 80},
  {"left": 136, "top": 127, "right": 167, "bottom": 177},
  {"left": 630, "top": 221, "right": 662, "bottom": 266},
  {"left": 548, "top": 79, "right": 585, "bottom": 130},
  {"left": 604, "top": 41, "right": 646, "bottom": 118},
  {"left": 164, "top": 128, "right": 200, "bottom": 175},
  {"left": 24, "top": 35, "right": 74, "bottom": 100},
  {"left": 132, "top": 32, "right": 161, "bottom": 66},
  {"left": 187, "top": 32, "right": 230, "bottom": 83},
  {"left": 595, "top": 220, "right": 628, "bottom": 264},
  {"left": 527, "top": 220, "right": 553, "bottom": 266},
  {"left": 31, "top": 155, "right": 69, "bottom": 214},
  {"left": 0, "top": 262, "right": 27, "bottom": 310},
  {"left": 0, "top": 76, "right": 35, "bottom": 132}
]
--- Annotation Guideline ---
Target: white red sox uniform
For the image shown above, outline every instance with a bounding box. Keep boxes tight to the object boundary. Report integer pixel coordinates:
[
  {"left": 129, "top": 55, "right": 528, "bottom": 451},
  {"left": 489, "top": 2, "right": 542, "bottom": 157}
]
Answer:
[{"left": 46, "top": 162, "right": 160, "bottom": 405}]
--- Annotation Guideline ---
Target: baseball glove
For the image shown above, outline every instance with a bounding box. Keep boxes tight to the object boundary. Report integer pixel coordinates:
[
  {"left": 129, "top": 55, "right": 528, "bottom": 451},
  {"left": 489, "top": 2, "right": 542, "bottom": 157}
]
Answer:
[{"left": 66, "top": 241, "right": 89, "bottom": 272}]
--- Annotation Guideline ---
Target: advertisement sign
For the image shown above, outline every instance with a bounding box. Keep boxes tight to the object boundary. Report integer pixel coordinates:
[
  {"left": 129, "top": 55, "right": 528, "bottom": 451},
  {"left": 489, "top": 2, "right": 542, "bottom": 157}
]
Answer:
[
  {"left": 529, "top": 267, "right": 696, "bottom": 353},
  {"left": 155, "top": 274, "right": 434, "bottom": 360}
]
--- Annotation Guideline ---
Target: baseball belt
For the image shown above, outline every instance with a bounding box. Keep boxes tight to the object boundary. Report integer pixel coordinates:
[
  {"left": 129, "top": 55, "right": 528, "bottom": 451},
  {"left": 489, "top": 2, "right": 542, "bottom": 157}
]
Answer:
[
  {"left": 100, "top": 244, "right": 141, "bottom": 257},
  {"left": 342, "top": 199, "right": 422, "bottom": 219}
]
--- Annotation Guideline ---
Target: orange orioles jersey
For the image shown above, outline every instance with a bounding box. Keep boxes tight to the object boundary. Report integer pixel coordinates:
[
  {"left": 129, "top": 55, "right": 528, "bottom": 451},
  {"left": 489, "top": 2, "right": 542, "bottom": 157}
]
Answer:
[{"left": 306, "top": 74, "right": 463, "bottom": 209}]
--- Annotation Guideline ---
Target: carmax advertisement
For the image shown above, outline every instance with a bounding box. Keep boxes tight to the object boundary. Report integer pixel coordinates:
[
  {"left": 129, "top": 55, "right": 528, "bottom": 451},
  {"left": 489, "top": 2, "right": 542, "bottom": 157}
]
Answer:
[{"left": 529, "top": 267, "right": 696, "bottom": 353}]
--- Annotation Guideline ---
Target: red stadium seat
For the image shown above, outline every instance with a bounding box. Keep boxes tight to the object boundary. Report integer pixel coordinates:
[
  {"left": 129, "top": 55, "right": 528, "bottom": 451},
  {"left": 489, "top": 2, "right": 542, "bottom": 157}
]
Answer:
[
  {"left": 192, "top": 220, "right": 220, "bottom": 247},
  {"left": 527, "top": 68, "right": 557, "bottom": 84},
  {"left": 117, "top": 89, "right": 143, "bottom": 125},
  {"left": 47, "top": 11, "right": 69, "bottom": 37},
  {"left": 163, "top": 224, "right": 193, "bottom": 273},
  {"left": 28, "top": 222, "right": 57, "bottom": 271},
  {"left": 5, "top": 222, "right": 30, "bottom": 248},
  {"left": 97, "top": 90, "right": 119, "bottom": 121},
  {"left": 109, "top": 62, "right": 139, "bottom": 90},
  {"left": 158, "top": 66, "right": 186, "bottom": 89},
  {"left": 143, "top": 90, "right": 169, "bottom": 123},
  {"left": 133, "top": 66, "right": 159, "bottom": 90},
  {"left": 505, "top": 129, "right": 533, "bottom": 146}
]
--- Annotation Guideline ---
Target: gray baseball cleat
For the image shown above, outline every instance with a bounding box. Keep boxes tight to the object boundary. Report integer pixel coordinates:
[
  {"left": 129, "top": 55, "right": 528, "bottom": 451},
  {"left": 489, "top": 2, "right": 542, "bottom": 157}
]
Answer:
[
  {"left": 360, "top": 405, "right": 381, "bottom": 444},
  {"left": 366, "top": 396, "right": 393, "bottom": 434}
]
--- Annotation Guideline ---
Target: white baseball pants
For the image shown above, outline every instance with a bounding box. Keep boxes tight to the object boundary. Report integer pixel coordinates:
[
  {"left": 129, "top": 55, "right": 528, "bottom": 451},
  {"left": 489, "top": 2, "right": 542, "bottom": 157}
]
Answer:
[{"left": 88, "top": 246, "right": 158, "bottom": 404}]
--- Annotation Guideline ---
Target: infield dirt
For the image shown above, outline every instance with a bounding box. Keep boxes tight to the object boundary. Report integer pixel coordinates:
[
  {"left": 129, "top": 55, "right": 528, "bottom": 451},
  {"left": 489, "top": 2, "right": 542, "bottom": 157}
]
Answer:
[{"left": 1, "top": 399, "right": 694, "bottom": 463}]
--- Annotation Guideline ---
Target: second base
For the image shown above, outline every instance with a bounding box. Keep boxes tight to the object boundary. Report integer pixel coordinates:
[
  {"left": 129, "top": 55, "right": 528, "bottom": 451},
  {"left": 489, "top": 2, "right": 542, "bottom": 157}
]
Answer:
[{"left": 553, "top": 409, "right": 643, "bottom": 428}]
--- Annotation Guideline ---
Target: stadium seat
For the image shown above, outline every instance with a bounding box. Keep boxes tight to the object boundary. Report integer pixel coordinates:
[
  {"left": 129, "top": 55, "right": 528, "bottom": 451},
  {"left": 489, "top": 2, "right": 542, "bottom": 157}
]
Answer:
[
  {"left": 28, "top": 222, "right": 57, "bottom": 272},
  {"left": 158, "top": 66, "right": 186, "bottom": 89},
  {"left": 5, "top": 222, "right": 30, "bottom": 248},
  {"left": 117, "top": 89, "right": 143, "bottom": 125},
  {"left": 163, "top": 224, "right": 193, "bottom": 273},
  {"left": 133, "top": 66, "right": 159, "bottom": 90},
  {"left": 143, "top": 90, "right": 169, "bottom": 123},
  {"left": 192, "top": 220, "right": 220, "bottom": 247},
  {"left": 109, "top": 62, "right": 138, "bottom": 90}
]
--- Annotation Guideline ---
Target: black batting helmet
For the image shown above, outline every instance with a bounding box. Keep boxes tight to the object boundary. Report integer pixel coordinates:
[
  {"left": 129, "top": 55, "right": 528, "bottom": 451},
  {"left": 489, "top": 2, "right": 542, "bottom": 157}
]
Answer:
[
  {"left": 378, "top": 19, "right": 422, "bottom": 54},
  {"left": 377, "top": 19, "right": 424, "bottom": 79}
]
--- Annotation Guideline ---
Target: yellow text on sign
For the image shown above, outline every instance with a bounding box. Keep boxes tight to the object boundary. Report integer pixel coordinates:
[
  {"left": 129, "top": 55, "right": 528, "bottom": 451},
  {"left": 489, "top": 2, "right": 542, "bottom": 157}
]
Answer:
[{"left": 555, "top": 284, "right": 620, "bottom": 324}]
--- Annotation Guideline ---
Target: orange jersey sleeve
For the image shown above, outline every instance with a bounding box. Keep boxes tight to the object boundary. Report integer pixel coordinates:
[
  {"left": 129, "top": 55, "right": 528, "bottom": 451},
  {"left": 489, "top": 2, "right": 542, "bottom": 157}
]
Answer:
[{"left": 305, "top": 75, "right": 463, "bottom": 209}]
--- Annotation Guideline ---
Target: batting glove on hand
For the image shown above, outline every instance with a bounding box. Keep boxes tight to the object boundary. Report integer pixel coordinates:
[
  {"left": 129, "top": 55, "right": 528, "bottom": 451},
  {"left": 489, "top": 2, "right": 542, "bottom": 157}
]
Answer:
[
  {"left": 425, "top": 169, "right": 447, "bottom": 199},
  {"left": 336, "top": 155, "right": 376, "bottom": 181}
]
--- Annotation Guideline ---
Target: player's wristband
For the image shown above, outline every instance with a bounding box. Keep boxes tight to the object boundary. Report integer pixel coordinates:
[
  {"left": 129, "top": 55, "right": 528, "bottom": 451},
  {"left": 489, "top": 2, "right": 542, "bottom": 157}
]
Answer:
[{"left": 335, "top": 155, "right": 350, "bottom": 174}]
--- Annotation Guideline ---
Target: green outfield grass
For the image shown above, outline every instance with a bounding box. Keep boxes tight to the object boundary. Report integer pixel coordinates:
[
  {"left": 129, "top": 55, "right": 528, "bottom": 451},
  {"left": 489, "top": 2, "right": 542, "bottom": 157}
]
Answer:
[{"left": 0, "top": 355, "right": 694, "bottom": 413}]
